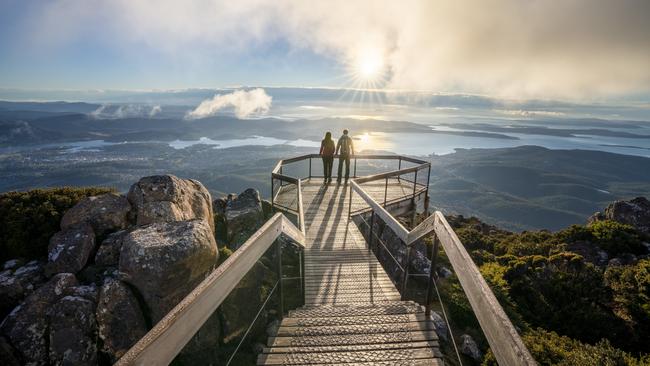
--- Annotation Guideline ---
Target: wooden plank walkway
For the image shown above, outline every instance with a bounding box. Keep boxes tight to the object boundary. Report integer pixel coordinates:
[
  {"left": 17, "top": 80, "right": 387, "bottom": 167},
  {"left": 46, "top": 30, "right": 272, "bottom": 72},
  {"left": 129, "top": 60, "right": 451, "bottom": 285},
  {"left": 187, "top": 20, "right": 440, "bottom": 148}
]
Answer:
[{"left": 259, "top": 179, "right": 441, "bottom": 365}]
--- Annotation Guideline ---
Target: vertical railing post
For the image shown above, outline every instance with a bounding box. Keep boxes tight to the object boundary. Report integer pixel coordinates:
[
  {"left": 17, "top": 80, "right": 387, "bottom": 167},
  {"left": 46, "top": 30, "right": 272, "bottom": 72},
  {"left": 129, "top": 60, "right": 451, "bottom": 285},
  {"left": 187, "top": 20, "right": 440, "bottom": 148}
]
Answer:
[
  {"left": 299, "top": 250, "right": 304, "bottom": 299},
  {"left": 401, "top": 245, "right": 412, "bottom": 300},
  {"left": 368, "top": 210, "right": 375, "bottom": 250},
  {"left": 384, "top": 176, "right": 389, "bottom": 206},
  {"left": 425, "top": 164, "right": 431, "bottom": 215},
  {"left": 397, "top": 157, "right": 402, "bottom": 182},
  {"left": 276, "top": 240, "right": 284, "bottom": 317},
  {"left": 308, "top": 158, "right": 312, "bottom": 180},
  {"left": 413, "top": 170, "right": 418, "bottom": 197},
  {"left": 353, "top": 157, "right": 357, "bottom": 178},
  {"left": 296, "top": 180, "right": 300, "bottom": 227},
  {"left": 425, "top": 233, "right": 440, "bottom": 317},
  {"left": 271, "top": 177, "right": 274, "bottom": 209}
]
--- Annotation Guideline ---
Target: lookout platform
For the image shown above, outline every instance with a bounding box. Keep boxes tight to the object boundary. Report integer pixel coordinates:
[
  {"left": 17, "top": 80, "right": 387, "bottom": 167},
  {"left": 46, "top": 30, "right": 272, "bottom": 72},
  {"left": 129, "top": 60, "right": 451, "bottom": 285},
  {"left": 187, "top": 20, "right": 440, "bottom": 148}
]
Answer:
[{"left": 260, "top": 178, "right": 441, "bottom": 365}]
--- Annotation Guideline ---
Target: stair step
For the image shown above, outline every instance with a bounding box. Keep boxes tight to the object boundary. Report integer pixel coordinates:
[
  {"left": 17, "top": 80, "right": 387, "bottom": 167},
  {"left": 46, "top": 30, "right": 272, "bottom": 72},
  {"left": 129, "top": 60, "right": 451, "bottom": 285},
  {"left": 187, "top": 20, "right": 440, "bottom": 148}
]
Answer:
[
  {"left": 289, "top": 303, "right": 422, "bottom": 317},
  {"left": 263, "top": 340, "right": 438, "bottom": 354},
  {"left": 268, "top": 330, "right": 439, "bottom": 348},
  {"left": 258, "top": 345, "right": 442, "bottom": 365},
  {"left": 275, "top": 320, "right": 435, "bottom": 337},
  {"left": 280, "top": 313, "right": 428, "bottom": 327}
]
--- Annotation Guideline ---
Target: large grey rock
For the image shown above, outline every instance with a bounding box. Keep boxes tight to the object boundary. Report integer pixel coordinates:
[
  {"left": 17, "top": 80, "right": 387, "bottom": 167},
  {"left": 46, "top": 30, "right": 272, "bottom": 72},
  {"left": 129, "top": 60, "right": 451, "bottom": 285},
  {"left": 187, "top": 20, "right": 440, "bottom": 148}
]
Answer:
[
  {"left": 0, "top": 260, "right": 45, "bottom": 319},
  {"left": 127, "top": 175, "right": 214, "bottom": 233},
  {"left": 61, "top": 193, "right": 132, "bottom": 236},
  {"left": 95, "top": 230, "right": 128, "bottom": 267},
  {"left": 224, "top": 189, "right": 264, "bottom": 248},
  {"left": 119, "top": 219, "right": 217, "bottom": 323},
  {"left": 429, "top": 311, "right": 448, "bottom": 342},
  {"left": 589, "top": 197, "right": 650, "bottom": 234},
  {"left": 48, "top": 295, "right": 97, "bottom": 366},
  {"left": 0, "top": 273, "right": 78, "bottom": 365},
  {"left": 46, "top": 224, "right": 95, "bottom": 276},
  {"left": 0, "top": 335, "right": 20, "bottom": 366},
  {"left": 459, "top": 334, "right": 482, "bottom": 361},
  {"left": 96, "top": 278, "right": 147, "bottom": 362}
]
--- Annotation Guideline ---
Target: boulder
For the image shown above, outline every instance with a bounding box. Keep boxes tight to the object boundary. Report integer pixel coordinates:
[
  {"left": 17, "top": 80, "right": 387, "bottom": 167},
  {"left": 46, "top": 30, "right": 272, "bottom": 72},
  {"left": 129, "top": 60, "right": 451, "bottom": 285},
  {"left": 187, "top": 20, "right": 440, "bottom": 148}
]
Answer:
[
  {"left": 119, "top": 219, "right": 217, "bottom": 323},
  {"left": 224, "top": 189, "right": 265, "bottom": 248},
  {"left": 459, "top": 334, "right": 482, "bottom": 361},
  {"left": 3, "top": 259, "right": 24, "bottom": 271},
  {"left": 429, "top": 311, "right": 448, "bottom": 342},
  {"left": 0, "top": 273, "right": 78, "bottom": 365},
  {"left": 65, "top": 284, "right": 99, "bottom": 303},
  {"left": 48, "top": 295, "right": 97, "bottom": 366},
  {"left": 438, "top": 266, "right": 453, "bottom": 279},
  {"left": 96, "top": 278, "right": 147, "bottom": 362},
  {"left": 95, "top": 230, "right": 128, "bottom": 267},
  {"left": 127, "top": 175, "right": 214, "bottom": 233},
  {"left": 589, "top": 197, "right": 650, "bottom": 234},
  {"left": 46, "top": 224, "right": 95, "bottom": 276},
  {"left": 0, "top": 260, "right": 45, "bottom": 319},
  {"left": 61, "top": 193, "right": 132, "bottom": 236},
  {"left": 0, "top": 336, "right": 20, "bottom": 366}
]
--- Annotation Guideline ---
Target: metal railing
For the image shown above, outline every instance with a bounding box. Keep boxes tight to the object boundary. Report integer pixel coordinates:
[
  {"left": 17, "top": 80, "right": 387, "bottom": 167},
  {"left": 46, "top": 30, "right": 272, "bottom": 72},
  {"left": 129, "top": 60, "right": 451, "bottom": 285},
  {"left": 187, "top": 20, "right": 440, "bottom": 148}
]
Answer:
[
  {"left": 115, "top": 213, "right": 305, "bottom": 366},
  {"left": 271, "top": 153, "right": 430, "bottom": 217},
  {"left": 349, "top": 178, "right": 536, "bottom": 365}
]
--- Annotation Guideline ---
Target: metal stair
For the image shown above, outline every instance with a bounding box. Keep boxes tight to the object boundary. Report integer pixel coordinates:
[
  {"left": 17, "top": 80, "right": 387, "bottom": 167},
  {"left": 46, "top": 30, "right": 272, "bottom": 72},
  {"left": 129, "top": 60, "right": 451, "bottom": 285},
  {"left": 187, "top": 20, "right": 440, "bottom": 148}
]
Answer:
[{"left": 258, "top": 301, "right": 442, "bottom": 365}]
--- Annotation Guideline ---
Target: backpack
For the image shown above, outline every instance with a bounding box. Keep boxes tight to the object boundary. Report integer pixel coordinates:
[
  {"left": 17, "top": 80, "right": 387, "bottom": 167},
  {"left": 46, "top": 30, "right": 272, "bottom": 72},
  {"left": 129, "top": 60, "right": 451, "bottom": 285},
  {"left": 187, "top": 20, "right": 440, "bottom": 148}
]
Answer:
[{"left": 338, "top": 135, "right": 352, "bottom": 155}]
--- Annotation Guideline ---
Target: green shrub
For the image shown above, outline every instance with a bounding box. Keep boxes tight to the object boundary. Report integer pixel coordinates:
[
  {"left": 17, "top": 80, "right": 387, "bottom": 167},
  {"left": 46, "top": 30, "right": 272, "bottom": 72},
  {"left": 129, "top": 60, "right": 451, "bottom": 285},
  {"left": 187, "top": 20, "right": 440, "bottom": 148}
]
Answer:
[
  {"left": 589, "top": 220, "right": 645, "bottom": 257},
  {"left": 484, "top": 328, "right": 647, "bottom": 365},
  {"left": 0, "top": 187, "right": 115, "bottom": 261},
  {"left": 559, "top": 220, "right": 645, "bottom": 257}
]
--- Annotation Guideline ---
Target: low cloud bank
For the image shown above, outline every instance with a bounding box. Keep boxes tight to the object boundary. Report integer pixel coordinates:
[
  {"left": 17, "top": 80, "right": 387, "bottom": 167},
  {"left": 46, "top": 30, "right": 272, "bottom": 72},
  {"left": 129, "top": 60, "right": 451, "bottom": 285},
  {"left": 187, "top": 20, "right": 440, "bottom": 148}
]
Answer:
[
  {"left": 90, "top": 104, "right": 161, "bottom": 119},
  {"left": 185, "top": 88, "right": 272, "bottom": 119}
]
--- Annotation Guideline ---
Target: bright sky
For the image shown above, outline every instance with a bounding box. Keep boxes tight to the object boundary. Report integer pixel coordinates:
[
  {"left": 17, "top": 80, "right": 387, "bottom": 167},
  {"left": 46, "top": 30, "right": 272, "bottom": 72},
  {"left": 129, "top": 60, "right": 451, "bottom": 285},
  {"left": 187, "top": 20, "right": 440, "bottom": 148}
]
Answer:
[{"left": 1, "top": 0, "right": 649, "bottom": 101}]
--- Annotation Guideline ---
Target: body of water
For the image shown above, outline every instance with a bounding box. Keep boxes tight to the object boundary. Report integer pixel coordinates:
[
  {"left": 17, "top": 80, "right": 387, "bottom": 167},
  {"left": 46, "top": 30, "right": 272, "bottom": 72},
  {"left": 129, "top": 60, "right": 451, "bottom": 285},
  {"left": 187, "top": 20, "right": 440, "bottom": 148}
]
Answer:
[{"left": 5, "top": 125, "right": 650, "bottom": 158}]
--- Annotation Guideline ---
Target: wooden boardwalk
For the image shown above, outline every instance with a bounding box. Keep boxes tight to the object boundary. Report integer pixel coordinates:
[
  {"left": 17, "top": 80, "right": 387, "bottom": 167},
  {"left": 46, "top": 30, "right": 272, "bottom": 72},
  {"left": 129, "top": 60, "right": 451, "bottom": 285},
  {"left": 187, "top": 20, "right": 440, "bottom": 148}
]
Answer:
[{"left": 259, "top": 179, "right": 441, "bottom": 365}]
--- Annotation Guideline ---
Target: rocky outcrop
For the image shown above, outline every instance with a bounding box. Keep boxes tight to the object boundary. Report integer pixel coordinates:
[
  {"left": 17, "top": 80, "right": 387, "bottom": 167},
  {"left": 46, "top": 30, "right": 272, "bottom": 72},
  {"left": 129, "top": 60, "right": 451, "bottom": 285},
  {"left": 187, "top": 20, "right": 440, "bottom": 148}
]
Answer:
[
  {"left": 589, "top": 197, "right": 650, "bottom": 234},
  {"left": 459, "top": 334, "right": 482, "bottom": 361},
  {"left": 48, "top": 295, "right": 98, "bottom": 365},
  {"left": 95, "top": 230, "right": 127, "bottom": 267},
  {"left": 0, "top": 260, "right": 46, "bottom": 319},
  {"left": 0, "top": 273, "right": 78, "bottom": 365},
  {"left": 96, "top": 278, "right": 147, "bottom": 362},
  {"left": 46, "top": 223, "right": 96, "bottom": 276},
  {"left": 119, "top": 219, "right": 218, "bottom": 323},
  {"left": 0, "top": 177, "right": 275, "bottom": 366},
  {"left": 61, "top": 193, "right": 132, "bottom": 236},
  {"left": 221, "top": 189, "right": 265, "bottom": 249},
  {"left": 128, "top": 175, "right": 214, "bottom": 233}
]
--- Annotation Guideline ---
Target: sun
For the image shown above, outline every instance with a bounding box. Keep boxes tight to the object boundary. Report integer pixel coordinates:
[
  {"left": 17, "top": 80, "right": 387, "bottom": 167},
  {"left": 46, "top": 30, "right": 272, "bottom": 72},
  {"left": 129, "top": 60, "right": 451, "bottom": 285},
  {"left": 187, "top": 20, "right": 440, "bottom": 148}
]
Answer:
[{"left": 352, "top": 47, "right": 385, "bottom": 82}]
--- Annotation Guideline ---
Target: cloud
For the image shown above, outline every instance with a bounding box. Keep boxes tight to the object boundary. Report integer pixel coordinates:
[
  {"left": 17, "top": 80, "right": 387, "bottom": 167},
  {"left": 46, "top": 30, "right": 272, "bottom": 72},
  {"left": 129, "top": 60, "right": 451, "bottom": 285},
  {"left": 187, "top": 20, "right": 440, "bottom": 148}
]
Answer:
[
  {"left": 185, "top": 88, "right": 272, "bottom": 119},
  {"left": 494, "top": 109, "right": 566, "bottom": 118},
  {"left": 26, "top": 0, "right": 650, "bottom": 98},
  {"left": 90, "top": 104, "right": 162, "bottom": 119}
]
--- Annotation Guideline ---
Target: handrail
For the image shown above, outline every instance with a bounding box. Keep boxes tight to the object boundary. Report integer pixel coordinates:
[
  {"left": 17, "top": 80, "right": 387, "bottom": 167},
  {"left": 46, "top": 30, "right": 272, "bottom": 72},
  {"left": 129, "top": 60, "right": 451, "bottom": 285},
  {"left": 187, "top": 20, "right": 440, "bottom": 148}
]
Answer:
[
  {"left": 350, "top": 175, "right": 535, "bottom": 365},
  {"left": 115, "top": 213, "right": 305, "bottom": 366}
]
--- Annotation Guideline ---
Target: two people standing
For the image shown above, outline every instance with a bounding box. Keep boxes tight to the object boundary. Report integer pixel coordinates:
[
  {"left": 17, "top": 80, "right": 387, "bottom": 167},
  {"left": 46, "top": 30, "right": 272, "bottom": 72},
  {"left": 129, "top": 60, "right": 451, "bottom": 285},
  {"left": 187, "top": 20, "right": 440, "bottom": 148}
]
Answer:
[{"left": 319, "top": 129, "right": 355, "bottom": 184}]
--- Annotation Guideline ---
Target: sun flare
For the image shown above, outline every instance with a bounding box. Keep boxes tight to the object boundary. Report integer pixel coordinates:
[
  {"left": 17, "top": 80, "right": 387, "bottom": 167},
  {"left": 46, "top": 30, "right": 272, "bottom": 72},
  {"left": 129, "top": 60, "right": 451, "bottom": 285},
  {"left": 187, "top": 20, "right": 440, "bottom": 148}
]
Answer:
[{"left": 352, "top": 47, "right": 385, "bottom": 82}]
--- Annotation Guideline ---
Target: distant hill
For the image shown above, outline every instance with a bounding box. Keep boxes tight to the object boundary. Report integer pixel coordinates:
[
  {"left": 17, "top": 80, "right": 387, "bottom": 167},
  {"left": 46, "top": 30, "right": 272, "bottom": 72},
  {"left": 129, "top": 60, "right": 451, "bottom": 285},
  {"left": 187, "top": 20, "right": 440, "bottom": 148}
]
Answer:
[{"left": 429, "top": 146, "right": 650, "bottom": 231}]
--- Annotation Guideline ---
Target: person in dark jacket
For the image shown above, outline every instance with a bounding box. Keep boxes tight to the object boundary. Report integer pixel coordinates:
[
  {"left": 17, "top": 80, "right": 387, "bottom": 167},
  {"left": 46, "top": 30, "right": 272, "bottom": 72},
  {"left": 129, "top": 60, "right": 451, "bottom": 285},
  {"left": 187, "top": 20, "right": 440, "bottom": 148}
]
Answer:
[
  {"left": 320, "top": 131, "right": 335, "bottom": 183},
  {"left": 335, "top": 129, "right": 354, "bottom": 183}
]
